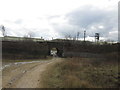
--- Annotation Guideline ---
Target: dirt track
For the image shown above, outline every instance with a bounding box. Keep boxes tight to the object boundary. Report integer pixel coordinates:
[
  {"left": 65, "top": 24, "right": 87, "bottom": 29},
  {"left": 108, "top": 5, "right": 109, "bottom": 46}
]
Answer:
[{"left": 2, "top": 58, "right": 61, "bottom": 88}]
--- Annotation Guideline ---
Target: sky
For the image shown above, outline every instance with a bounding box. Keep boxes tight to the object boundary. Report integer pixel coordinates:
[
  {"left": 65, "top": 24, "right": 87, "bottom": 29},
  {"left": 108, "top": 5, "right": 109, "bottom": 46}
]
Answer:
[{"left": 0, "top": 0, "right": 119, "bottom": 41}]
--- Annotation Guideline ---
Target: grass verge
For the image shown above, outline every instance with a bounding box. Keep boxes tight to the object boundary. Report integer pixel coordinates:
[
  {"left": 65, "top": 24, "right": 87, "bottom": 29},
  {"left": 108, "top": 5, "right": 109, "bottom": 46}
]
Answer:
[{"left": 41, "top": 53, "right": 119, "bottom": 88}]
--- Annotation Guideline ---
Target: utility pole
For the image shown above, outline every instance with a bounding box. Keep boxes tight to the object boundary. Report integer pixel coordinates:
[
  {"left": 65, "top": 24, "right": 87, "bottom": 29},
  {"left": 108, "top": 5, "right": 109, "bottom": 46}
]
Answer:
[
  {"left": 77, "top": 32, "right": 80, "bottom": 41},
  {"left": 84, "top": 31, "right": 86, "bottom": 42}
]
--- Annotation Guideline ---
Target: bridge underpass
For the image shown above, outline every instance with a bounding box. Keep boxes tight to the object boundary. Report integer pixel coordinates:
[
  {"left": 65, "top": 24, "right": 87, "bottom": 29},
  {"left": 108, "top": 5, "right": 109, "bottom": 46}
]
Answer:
[{"left": 46, "top": 41, "right": 64, "bottom": 57}]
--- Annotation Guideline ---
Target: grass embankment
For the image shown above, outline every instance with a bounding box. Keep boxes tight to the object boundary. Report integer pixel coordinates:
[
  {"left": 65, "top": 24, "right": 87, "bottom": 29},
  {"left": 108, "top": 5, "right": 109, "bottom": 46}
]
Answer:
[{"left": 42, "top": 53, "right": 119, "bottom": 88}]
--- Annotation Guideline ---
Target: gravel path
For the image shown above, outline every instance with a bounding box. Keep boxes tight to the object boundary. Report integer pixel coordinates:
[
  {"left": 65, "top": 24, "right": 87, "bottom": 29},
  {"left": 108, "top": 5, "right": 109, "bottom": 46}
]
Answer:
[{"left": 2, "top": 58, "right": 61, "bottom": 88}]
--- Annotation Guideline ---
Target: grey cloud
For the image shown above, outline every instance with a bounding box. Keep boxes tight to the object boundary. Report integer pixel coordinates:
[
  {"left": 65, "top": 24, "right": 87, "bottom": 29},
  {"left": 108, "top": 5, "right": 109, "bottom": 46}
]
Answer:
[
  {"left": 66, "top": 6, "right": 107, "bottom": 27},
  {"left": 52, "top": 23, "right": 83, "bottom": 38},
  {"left": 67, "top": 6, "right": 117, "bottom": 38},
  {"left": 51, "top": 5, "right": 118, "bottom": 41},
  {"left": 1, "top": 5, "right": 118, "bottom": 41}
]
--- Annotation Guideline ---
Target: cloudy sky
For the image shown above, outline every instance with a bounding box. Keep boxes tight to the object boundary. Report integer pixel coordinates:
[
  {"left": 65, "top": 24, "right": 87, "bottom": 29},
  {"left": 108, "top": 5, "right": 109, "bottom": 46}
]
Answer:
[{"left": 0, "top": 0, "right": 119, "bottom": 41}]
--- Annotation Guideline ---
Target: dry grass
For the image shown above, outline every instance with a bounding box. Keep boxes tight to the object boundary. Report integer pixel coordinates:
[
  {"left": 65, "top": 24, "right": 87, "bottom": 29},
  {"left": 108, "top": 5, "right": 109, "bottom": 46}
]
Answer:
[{"left": 41, "top": 53, "right": 119, "bottom": 88}]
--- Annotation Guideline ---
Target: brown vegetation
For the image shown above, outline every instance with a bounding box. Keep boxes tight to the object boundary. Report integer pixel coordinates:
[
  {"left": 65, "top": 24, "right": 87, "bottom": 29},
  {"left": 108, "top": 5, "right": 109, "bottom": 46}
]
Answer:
[
  {"left": 41, "top": 52, "right": 119, "bottom": 88},
  {"left": 2, "top": 41, "right": 49, "bottom": 60}
]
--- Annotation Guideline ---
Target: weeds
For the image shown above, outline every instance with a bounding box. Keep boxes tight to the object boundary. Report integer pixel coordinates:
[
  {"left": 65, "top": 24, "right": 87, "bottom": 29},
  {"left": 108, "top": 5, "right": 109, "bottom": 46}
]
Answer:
[{"left": 41, "top": 53, "right": 119, "bottom": 88}]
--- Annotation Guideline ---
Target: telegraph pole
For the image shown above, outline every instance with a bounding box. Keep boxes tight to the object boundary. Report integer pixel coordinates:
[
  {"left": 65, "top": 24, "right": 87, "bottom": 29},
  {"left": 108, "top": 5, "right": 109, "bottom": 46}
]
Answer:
[
  {"left": 84, "top": 31, "right": 86, "bottom": 42},
  {"left": 77, "top": 32, "right": 80, "bottom": 41}
]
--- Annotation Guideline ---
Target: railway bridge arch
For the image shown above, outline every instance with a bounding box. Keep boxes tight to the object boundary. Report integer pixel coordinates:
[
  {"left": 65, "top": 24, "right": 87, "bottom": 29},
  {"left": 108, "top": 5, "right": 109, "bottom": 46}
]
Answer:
[{"left": 38, "top": 41, "right": 65, "bottom": 57}]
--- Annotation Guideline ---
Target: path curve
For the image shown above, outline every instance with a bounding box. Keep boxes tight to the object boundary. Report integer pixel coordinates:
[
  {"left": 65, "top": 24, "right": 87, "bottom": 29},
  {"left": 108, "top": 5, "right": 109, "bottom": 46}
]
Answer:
[{"left": 2, "top": 58, "right": 61, "bottom": 88}]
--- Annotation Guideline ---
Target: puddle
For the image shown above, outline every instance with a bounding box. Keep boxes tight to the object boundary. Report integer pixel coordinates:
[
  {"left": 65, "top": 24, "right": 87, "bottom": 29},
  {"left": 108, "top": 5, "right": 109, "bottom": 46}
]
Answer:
[{"left": 1, "top": 60, "right": 49, "bottom": 71}]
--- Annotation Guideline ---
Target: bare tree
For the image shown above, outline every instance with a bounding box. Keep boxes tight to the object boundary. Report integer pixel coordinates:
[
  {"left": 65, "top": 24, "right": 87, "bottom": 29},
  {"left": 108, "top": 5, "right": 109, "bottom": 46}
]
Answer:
[
  {"left": 64, "top": 33, "right": 74, "bottom": 40},
  {"left": 1, "top": 25, "right": 6, "bottom": 37},
  {"left": 24, "top": 31, "right": 35, "bottom": 38},
  {"left": 28, "top": 31, "right": 35, "bottom": 38},
  {"left": 73, "top": 35, "right": 76, "bottom": 41},
  {"left": 64, "top": 34, "right": 69, "bottom": 40}
]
